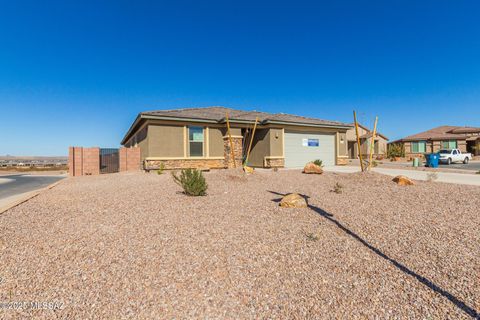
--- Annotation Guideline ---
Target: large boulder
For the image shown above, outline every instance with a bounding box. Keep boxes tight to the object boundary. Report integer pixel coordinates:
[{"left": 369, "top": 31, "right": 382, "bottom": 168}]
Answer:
[
  {"left": 279, "top": 193, "right": 308, "bottom": 208},
  {"left": 303, "top": 162, "right": 323, "bottom": 174},
  {"left": 392, "top": 175, "right": 414, "bottom": 186}
]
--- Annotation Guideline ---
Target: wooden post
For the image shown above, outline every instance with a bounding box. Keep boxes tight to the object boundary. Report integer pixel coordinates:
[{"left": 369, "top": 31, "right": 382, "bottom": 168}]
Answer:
[
  {"left": 353, "top": 111, "right": 365, "bottom": 172},
  {"left": 368, "top": 116, "right": 378, "bottom": 170},
  {"left": 244, "top": 117, "right": 258, "bottom": 166},
  {"left": 225, "top": 112, "right": 236, "bottom": 168}
]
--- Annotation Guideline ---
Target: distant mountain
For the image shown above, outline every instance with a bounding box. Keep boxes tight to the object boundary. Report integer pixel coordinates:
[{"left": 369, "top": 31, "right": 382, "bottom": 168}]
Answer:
[{"left": 0, "top": 155, "right": 68, "bottom": 161}]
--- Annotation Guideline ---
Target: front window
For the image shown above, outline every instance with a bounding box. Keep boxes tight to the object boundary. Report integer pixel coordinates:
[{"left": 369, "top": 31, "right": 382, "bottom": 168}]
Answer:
[
  {"left": 411, "top": 141, "right": 426, "bottom": 153},
  {"left": 441, "top": 140, "right": 457, "bottom": 149},
  {"left": 188, "top": 126, "right": 204, "bottom": 157}
]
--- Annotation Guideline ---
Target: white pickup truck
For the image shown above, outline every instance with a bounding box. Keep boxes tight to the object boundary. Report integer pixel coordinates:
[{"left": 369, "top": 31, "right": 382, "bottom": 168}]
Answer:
[{"left": 438, "top": 149, "right": 472, "bottom": 165}]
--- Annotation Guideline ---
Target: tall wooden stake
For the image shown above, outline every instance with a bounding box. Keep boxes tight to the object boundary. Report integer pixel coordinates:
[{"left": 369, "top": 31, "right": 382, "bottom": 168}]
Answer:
[
  {"left": 368, "top": 116, "right": 378, "bottom": 170},
  {"left": 244, "top": 117, "right": 258, "bottom": 166},
  {"left": 225, "top": 112, "right": 236, "bottom": 168},
  {"left": 353, "top": 111, "right": 365, "bottom": 172}
]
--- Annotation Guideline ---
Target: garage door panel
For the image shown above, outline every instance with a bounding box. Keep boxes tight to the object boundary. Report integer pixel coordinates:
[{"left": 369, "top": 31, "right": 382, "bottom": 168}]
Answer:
[{"left": 284, "top": 131, "right": 335, "bottom": 168}]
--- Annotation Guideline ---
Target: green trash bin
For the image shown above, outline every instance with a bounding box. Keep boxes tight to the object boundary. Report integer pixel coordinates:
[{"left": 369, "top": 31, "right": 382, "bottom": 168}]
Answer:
[{"left": 412, "top": 158, "right": 419, "bottom": 167}]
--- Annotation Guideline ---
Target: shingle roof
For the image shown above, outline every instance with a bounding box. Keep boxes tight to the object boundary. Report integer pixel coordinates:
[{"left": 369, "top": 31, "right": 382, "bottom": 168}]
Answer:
[
  {"left": 448, "top": 127, "right": 480, "bottom": 134},
  {"left": 398, "top": 125, "right": 480, "bottom": 141},
  {"left": 350, "top": 123, "right": 389, "bottom": 140},
  {"left": 141, "top": 106, "right": 350, "bottom": 127},
  {"left": 122, "top": 106, "right": 352, "bottom": 144}
]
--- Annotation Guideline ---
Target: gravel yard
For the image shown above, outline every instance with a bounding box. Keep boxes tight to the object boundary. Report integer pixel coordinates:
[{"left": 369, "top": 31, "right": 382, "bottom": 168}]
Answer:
[{"left": 0, "top": 170, "right": 479, "bottom": 319}]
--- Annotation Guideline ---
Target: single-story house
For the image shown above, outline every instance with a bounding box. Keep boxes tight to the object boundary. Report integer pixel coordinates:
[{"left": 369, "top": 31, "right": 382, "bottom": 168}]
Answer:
[
  {"left": 346, "top": 123, "right": 389, "bottom": 159},
  {"left": 389, "top": 125, "right": 480, "bottom": 157},
  {"left": 121, "top": 107, "right": 353, "bottom": 169}
]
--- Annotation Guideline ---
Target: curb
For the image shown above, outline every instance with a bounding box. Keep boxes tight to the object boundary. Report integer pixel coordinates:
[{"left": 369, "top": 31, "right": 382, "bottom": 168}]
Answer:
[{"left": 0, "top": 179, "right": 64, "bottom": 215}]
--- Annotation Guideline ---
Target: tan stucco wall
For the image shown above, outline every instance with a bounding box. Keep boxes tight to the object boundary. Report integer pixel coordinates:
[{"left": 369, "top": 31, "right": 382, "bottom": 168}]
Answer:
[
  {"left": 248, "top": 129, "right": 270, "bottom": 167},
  {"left": 346, "top": 126, "right": 368, "bottom": 141},
  {"left": 145, "top": 121, "right": 239, "bottom": 158},
  {"left": 269, "top": 128, "right": 283, "bottom": 157},
  {"left": 337, "top": 132, "right": 348, "bottom": 156},
  {"left": 124, "top": 124, "right": 149, "bottom": 160},
  {"left": 209, "top": 127, "right": 224, "bottom": 157},
  {"left": 148, "top": 124, "right": 184, "bottom": 157},
  {"left": 126, "top": 119, "right": 350, "bottom": 167}
]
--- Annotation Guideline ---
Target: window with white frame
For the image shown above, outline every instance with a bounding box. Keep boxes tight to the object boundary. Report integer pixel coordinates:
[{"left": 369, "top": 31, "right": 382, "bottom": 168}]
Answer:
[
  {"left": 411, "top": 141, "right": 426, "bottom": 153},
  {"left": 441, "top": 140, "right": 457, "bottom": 149},
  {"left": 188, "top": 126, "right": 204, "bottom": 157}
]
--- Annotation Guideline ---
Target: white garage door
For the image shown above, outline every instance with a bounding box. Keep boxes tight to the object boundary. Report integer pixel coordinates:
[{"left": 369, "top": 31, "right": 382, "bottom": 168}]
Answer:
[{"left": 284, "top": 131, "right": 336, "bottom": 168}]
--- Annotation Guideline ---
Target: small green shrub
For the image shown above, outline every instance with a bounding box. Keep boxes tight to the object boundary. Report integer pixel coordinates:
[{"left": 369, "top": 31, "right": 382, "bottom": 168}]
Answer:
[
  {"left": 332, "top": 182, "right": 343, "bottom": 194},
  {"left": 387, "top": 143, "right": 405, "bottom": 159},
  {"left": 371, "top": 160, "right": 378, "bottom": 167},
  {"left": 156, "top": 163, "right": 165, "bottom": 175},
  {"left": 305, "top": 232, "right": 319, "bottom": 242},
  {"left": 313, "top": 159, "right": 323, "bottom": 167},
  {"left": 171, "top": 169, "right": 208, "bottom": 196}
]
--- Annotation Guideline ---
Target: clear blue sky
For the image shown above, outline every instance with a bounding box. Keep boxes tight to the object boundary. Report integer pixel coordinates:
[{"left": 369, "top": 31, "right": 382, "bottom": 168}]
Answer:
[{"left": 1, "top": 0, "right": 479, "bottom": 156}]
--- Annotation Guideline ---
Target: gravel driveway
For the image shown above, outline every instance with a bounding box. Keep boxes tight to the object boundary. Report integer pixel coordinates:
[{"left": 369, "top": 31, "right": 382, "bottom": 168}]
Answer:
[{"left": 0, "top": 170, "right": 479, "bottom": 319}]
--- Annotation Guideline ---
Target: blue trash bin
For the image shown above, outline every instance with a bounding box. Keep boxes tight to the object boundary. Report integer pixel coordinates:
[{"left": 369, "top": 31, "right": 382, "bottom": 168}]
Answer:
[{"left": 426, "top": 153, "right": 439, "bottom": 168}]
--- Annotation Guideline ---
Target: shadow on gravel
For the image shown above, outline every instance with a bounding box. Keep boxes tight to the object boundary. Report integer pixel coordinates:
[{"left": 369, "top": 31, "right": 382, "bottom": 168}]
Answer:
[{"left": 268, "top": 190, "right": 479, "bottom": 319}]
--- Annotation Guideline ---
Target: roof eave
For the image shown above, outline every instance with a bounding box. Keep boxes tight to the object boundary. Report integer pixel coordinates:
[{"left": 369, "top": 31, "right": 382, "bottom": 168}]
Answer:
[
  {"left": 121, "top": 114, "right": 143, "bottom": 145},
  {"left": 121, "top": 114, "right": 219, "bottom": 145},
  {"left": 264, "top": 120, "right": 353, "bottom": 130},
  {"left": 218, "top": 118, "right": 259, "bottom": 125}
]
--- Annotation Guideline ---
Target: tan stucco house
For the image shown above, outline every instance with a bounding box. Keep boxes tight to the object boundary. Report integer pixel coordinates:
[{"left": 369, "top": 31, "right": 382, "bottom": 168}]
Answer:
[
  {"left": 389, "top": 125, "right": 480, "bottom": 157},
  {"left": 121, "top": 107, "right": 353, "bottom": 170},
  {"left": 346, "top": 123, "right": 389, "bottom": 159}
]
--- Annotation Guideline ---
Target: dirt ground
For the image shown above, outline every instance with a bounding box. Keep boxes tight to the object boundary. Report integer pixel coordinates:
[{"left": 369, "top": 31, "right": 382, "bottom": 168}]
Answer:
[{"left": 0, "top": 170, "right": 478, "bottom": 319}]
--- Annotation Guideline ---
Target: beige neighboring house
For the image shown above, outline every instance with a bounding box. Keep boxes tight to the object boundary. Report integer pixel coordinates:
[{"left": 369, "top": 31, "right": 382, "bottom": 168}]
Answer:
[
  {"left": 346, "top": 123, "right": 389, "bottom": 159},
  {"left": 121, "top": 106, "right": 353, "bottom": 170},
  {"left": 389, "top": 125, "right": 480, "bottom": 157}
]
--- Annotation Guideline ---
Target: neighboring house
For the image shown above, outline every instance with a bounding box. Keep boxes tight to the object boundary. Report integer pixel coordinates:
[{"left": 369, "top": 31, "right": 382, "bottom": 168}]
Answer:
[
  {"left": 346, "top": 123, "right": 389, "bottom": 159},
  {"left": 389, "top": 125, "right": 480, "bottom": 157},
  {"left": 121, "top": 107, "right": 353, "bottom": 169}
]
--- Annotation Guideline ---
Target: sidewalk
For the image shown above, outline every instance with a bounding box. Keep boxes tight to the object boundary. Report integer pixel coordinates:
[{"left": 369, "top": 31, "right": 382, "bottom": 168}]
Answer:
[{"left": 324, "top": 166, "right": 480, "bottom": 186}]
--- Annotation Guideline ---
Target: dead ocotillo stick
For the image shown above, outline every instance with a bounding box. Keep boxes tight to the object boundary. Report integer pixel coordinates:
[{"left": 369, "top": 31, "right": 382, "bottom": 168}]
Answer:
[
  {"left": 368, "top": 116, "right": 378, "bottom": 170},
  {"left": 225, "top": 112, "right": 236, "bottom": 168},
  {"left": 244, "top": 117, "right": 258, "bottom": 166},
  {"left": 353, "top": 111, "right": 365, "bottom": 172}
]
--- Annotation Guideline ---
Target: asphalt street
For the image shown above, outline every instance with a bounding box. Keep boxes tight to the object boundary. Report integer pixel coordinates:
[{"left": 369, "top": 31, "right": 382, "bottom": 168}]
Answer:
[
  {"left": 438, "top": 161, "right": 480, "bottom": 171},
  {"left": 0, "top": 174, "right": 65, "bottom": 200}
]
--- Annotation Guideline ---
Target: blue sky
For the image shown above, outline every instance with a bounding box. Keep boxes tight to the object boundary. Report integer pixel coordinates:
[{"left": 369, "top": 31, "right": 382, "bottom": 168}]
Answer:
[{"left": 1, "top": 0, "right": 479, "bottom": 156}]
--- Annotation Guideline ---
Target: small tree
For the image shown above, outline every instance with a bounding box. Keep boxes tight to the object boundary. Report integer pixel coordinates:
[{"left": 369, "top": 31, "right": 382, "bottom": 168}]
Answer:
[
  {"left": 172, "top": 169, "right": 208, "bottom": 196},
  {"left": 387, "top": 143, "right": 405, "bottom": 159}
]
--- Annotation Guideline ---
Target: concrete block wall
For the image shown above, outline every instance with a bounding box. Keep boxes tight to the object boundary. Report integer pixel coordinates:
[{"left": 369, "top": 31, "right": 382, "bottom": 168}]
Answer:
[
  {"left": 69, "top": 147, "right": 100, "bottom": 176},
  {"left": 119, "top": 147, "right": 141, "bottom": 172}
]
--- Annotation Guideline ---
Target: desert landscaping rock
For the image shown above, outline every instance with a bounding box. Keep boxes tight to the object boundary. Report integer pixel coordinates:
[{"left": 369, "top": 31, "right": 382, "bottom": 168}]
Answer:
[
  {"left": 303, "top": 162, "right": 323, "bottom": 174},
  {"left": 243, "top": 166, "right": 254, "bottom": 174},
  {"left": 0, "top": 170, "right": 478, "bottom": 319},
  {"left": 392, "top": 175, "right": 415, "bottom": 186},
  {"left": 279, "top": 193, "right": 308, "bottom": 208}
]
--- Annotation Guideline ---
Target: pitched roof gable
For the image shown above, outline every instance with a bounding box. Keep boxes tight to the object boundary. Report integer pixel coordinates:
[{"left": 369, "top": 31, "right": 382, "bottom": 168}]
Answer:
[
  {"left": 141, "top": 106, "right": 349, "bottom": 126},
  {"left": 122, "top": 106, "right": 352, "bottom": 144},
  {"left": 399, "top": 125, "right": 480, "bottom": 141}
]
